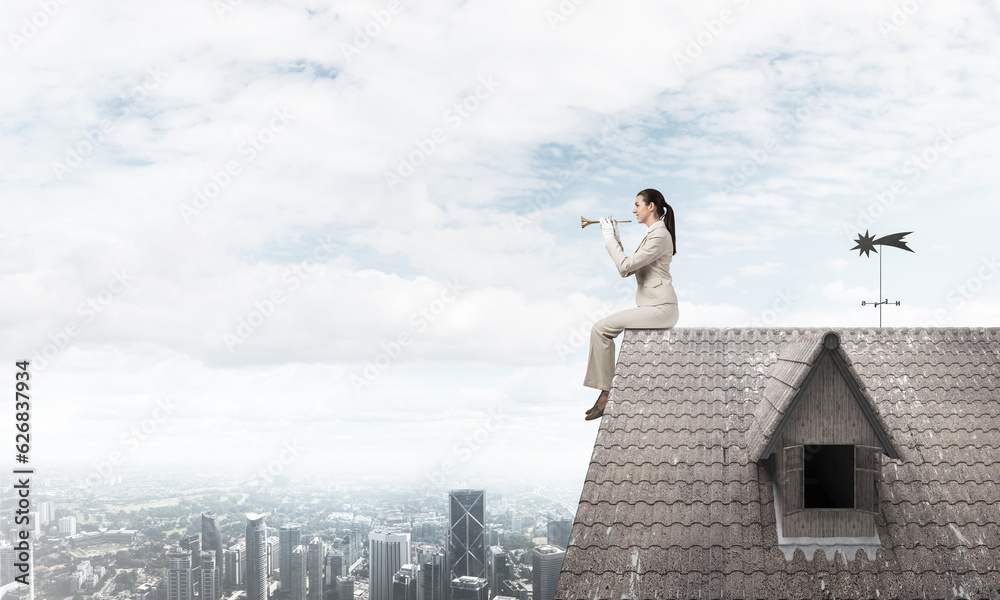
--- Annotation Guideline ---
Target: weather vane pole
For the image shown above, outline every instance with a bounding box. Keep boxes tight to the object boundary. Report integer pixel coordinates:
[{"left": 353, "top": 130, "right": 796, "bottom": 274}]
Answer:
[{"left": 851, "top": 229, "right": 914, "bottom": 328}]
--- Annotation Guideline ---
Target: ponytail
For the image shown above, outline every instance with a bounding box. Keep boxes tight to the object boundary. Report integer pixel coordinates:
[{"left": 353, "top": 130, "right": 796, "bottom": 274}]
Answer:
[{"left": 638, "top": 188, "right": 676, "bottom": 255}]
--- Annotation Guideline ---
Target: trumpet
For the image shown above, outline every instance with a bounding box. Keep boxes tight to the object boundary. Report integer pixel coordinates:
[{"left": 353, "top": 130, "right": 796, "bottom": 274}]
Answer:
[{"left": 581, "top": 216, "right": 632, "bottom": 229}]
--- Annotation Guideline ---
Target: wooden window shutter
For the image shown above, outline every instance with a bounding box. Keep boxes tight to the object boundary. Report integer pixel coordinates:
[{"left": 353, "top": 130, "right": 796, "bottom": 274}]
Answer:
[
  {"left": 855, "top": 445, "right": 881, "bottom": 514},
  {"left": 783, "top": 445, "right": 804, "bottom": 515}
]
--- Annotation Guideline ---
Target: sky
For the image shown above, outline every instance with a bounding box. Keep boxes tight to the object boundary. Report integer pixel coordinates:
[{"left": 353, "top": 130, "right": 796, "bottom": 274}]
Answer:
[{"left": 2, "top": 0, "right": 999, "bottom": 496}]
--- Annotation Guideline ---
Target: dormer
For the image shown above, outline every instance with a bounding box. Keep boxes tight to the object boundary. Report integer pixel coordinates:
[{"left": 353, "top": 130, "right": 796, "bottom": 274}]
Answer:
[{"left": 746, "top": 331, "right": 899, "bottom": 539}]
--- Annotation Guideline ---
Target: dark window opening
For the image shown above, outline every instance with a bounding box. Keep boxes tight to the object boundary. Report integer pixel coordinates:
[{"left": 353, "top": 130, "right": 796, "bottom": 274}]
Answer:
[{"left": 803, "top": 444, "right": 854, "bottom": 509}]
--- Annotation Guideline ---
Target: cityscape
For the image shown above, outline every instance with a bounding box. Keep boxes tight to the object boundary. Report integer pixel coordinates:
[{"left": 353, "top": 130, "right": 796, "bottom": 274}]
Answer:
[{"left": 0, "top": 468, "right": 583, "bottom": 600}]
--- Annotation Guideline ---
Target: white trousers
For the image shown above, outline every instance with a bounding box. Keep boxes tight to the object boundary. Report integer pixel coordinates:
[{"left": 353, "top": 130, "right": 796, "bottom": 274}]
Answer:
[{"left": 583, "top": 304, "right": 679, "bottom": 391}]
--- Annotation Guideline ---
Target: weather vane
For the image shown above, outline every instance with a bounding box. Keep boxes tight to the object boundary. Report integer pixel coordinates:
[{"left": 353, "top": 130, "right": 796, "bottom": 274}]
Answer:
[{"left": 851, "top": 229, "right": 914, "bottom": 327}]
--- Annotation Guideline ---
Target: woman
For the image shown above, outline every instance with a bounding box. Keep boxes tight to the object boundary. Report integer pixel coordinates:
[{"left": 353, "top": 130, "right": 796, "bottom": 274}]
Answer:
[{"left": 584, "top": 189, "right": 679, "bottom": 420}]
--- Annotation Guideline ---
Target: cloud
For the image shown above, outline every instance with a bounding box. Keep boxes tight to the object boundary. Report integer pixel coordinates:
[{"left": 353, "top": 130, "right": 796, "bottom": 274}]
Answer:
[{"left": 3, "top": 0, "right": 1000, "bottom": 483}]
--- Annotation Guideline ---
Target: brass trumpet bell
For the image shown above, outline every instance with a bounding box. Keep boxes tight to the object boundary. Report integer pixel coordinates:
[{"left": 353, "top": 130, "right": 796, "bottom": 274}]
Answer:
[{"left": 581, "top": 216, "right": 632, "bottom": 229}]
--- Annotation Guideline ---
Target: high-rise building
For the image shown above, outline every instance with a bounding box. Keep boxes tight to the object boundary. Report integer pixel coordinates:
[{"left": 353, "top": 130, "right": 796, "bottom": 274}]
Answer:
[
  {"left": 449, "top": 490, "right": 485, "bottom": 581},
  {"left": 414, "top": 544, "right": 448, "bottom": 600},
  {"left": 290, "top": 545, "right": 307, "bottom": 600},
  {"left": 500, "top": 579, "right": 528, "bottom": 600},
  {"left": 392, "top": 564, "right": 417, "bottom": 600},
  {"left": 180, "top": 534, "right": 201, "bottom": 568},
  {"left": 546, "top": 519, "right": 572, "bottom": 550},
  {"left": 486, "top": 545, "right": 509, "bottom": 598},
  {"left": 179, "top": 534, "right": 201, "bottom": 598},
  {"left": 222, "top": 542, "right": 247, "bottom": 588},
  {"left": 280, "top": 524, "right": 302, "bottom": 593},
  {"left": 308, "top": 537, "right": 324, "bottom": 600},
  {"left": 38, "top": 501, "right": 55, "bottom": 524},
  {"left": 450, "top": 575, "right": 488, "bottom": 600},
  {"left": 224, "top": 543, "right": 245, "bottom": 587},
  {"left": 266, "top": 535, "right": 279, "bottom": 579},
  {"left": 0, "top": 543, "right": 15, "bottom": 586},
  {"left": 59, "top": 516, "right": 76, "bottom": 536},
  {"left": 336, "top": 576, "right": 354, "bottom": 600},
  {"left": 203, "top": 512, "right": 225, "bottom": 596},
  {"left": 531, "top": 545, "right": 565, "bottom": 600},
  {"left": 486, "top": 525, "right": 499, "bottom": 547},
  {"left": 325, "top": 550, "right": 344, "bottom": 585},
  {"left": 26, "top": 511, "right": 40, "bottom": 535},
  {"left": 369, "top": 530, "right": 410, "bottom": 600},
  {"left": 245, "top": 513, "right": 269, "bottom": 600},
  {"left": 200, "top": 551, "right": 219, "bottom": 600},
  {"left": 166, "top": 546, "right": 194, "bottom": 600},
  {"left": 342, "top": 530, "right": 363, "bottom": 569}
]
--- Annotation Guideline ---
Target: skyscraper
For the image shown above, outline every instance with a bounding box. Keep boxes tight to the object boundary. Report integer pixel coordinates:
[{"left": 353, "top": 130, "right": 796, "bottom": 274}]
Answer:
[
  {"left": 224, "top": 543, "right": 244, "bottom": 587},
  {"left": 510, "top": 511, "right": 521, "bottom": 535},
  {"left": 245, "top": 513, "right": 269, "bottom": 600},
  {"left": 486, "top": 545, "right": 509, "bottom": 598},
  {"left": 166, "top": 546, "right": 194, "bottom": 600},
  {"left": 59, "top": 516, "right": 76, "bottom": 536},
  {"left": 180, "top": 534, "right": 201, "bottom": 568},
  {"left": 0, "top": 543, "right": 15, "bottom": 586},
  {"left": 38, "top": 501, "right": 55, "bottom": 524},
  {"left": 449, "top": 575, "right": 488, "bottom": 600},
  {"left": 336, "top": 576, "right": 354, "bottom": 600},
  {"left": 531, "top": 545, "right": 565, "bottom": 600},
  {"left": 266, "top": 535, "right": 279, "bottom": 580},
  {"left": 414, "top": 544, "right": 448, "bottom": 600},
  {"left": 290, "top": 545, "right": 307, "bottom": 600},
  {"left": 369, "top": 530, "right": 410, "bottom": 600},
  {"left": 224, "top": 544, "right": 244, "bottom": 587},
  {"left": 200, "top": 551, "right": 219, "bottom": 600},
  {"left": 308, "top": 537, "right": 324, "bottom": 600},
  {"left": 392, "top": 564, "right": 417, "bottom": 600},
  {"left": 500, "top": 579, "right": 528, "bottom": 600},
  {"left": 325, "top": 550, "right": 344, "bottom": 585},
  {"left": 280, "top": 524, "right": 302, "bottom": 593},
  {"left": 202, "top": 512, "right": 225, "bottom": 597},
  {"left": 179, "top": 534, "right": 201, "bottom": 598},
  {"left": 546, "top": 519, "right": 572, "bottom": 550},
  {"left": 449, "top": 490, "right": 485, "bottom": 581},
  {"left": 342, "top": 530, "right": 362, "bottom": 568}
]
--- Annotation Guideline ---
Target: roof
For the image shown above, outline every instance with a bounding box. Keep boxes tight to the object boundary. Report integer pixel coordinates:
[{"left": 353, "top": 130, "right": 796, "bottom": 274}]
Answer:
[{"left": 556, "top": 327, "right": 1000, "bottom": 600}]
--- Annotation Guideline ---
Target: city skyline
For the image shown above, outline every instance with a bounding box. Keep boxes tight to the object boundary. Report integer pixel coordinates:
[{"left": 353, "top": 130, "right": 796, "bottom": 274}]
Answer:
[{"left": 10, "top": 468, "right": 596, "bottom": 600}]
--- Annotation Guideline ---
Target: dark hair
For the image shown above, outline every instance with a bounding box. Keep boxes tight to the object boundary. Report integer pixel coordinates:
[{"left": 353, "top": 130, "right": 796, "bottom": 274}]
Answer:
[{"left": 637, "top": 188, "right": 676, "bottom": 255}]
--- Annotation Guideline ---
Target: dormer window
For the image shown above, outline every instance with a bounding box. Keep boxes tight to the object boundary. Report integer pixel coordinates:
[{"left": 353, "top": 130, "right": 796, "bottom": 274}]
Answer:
[
  {"left": 782, "top": 443, "right": 880, "bottom": 518},
  {"left": 803, "top": 444, "right": 853, "bottom": 509},
  {"left": 745, "top": 331, "right": 899, "bottom": 539}
]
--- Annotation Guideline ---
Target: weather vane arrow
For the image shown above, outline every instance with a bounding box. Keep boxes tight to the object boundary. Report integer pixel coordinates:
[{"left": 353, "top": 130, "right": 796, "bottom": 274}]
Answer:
[{"left": 851, "top": 230, "right": 915, "bottom": 327}]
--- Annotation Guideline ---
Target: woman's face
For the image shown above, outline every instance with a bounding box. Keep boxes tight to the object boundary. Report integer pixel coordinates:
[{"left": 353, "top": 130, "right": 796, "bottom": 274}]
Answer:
[{"left": 633, "top": 195, "right": 656, "bottom": 224}]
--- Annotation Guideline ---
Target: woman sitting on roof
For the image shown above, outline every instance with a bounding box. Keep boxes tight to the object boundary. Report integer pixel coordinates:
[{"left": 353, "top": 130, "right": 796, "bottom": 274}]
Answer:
[{"left": 584, "top": 189, "right": 679, "bottom": 420}]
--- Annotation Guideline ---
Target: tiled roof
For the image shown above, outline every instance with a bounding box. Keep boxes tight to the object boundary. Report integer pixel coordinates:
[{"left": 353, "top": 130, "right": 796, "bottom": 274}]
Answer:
[{"left": 556, "top": 328, "right": 1000, "bottom": 600}]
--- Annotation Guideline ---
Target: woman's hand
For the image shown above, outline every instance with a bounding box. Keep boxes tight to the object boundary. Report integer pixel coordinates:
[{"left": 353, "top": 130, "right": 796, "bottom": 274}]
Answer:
[{"left": 600, "top": 216, "right": 616, "bottom": 242}]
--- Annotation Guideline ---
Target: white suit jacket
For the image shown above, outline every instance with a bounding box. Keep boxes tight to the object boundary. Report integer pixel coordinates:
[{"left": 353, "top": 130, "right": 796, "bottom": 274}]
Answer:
[{"left": 605, "top": 220, "right": 678, "bottom": 306}]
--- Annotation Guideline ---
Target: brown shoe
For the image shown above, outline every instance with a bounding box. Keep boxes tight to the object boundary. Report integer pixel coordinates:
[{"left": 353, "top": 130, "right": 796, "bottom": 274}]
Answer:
[
  {"left": 586, "top": 391, "right": 608, "bottom": 415},
  {"left": 584, "top": 406, "right": 604, "bottom": 420}
]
